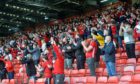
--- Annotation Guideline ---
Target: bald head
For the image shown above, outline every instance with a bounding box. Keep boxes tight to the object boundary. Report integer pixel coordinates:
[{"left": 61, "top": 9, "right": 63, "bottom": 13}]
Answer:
[{"left": 105, "top": 36, "right": 111, "bottom": 43}]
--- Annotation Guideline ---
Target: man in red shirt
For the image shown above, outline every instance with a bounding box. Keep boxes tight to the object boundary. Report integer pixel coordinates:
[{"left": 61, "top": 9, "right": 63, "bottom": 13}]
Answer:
[
  {"left": 37, "top": 56, "right": 52, "bottom": 84},
  {"left": 4, "top": 56, "right": 14, "bottom": 79},
  {"left": 81, "top": 35, "right": 97, "bottom": 76},
  {"left": 51, "top": 38, "right": 65, "bottom": 84}
]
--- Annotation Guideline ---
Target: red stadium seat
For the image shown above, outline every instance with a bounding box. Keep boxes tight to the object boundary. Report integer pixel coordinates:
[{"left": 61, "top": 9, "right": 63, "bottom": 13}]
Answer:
[
  {"left": 131, "top": 74, "right": 140, "bottom": 83},
  {"left": 126, "top": 58, "right": 136, "bottom": 65},
  {"left": 10, "top": 79, "right": 16, "bottom": 84},
  {"left": 78, "top": 69, "right": 86, "bottom": 76},
  {"left": 86, "top": 69, "right": 91, "bottom": 76},
  {"left": 137, "top": 58, "right": 140, "bottom": 65},
  {"left": 29, "top": 79, "right": 35, "bottom": 84},
  {"left": 116, "top": 59, "right": 127, "bottom": 67},
  {"left": 107, "top": 76, "right": 119, "bottom": 83},
  {"left": 123, "top": 65, "right": 135, "bottom": 75},
  {"left": 70, "top": 70, "right": 79, "bottom": 77},
  {"left": 116, "top": 66, "right": 123, "bottom": 75},
  {"left": 119, "top": 81, "right": 130, "bottom": 84},
  {"left": 120, "top": 75, "right": 132, "bottom": 82},
  {"left": 36, "top": 78, "right": 45, "bottom": 84},
  {"left": 96, "top": 76, "right": 107, "bottom": 84},
  {"left": 135, "top": 50, "right": 140, "bottom": 57},
  {"left": 115, "top": 53, "right": 121, "bottom": 59},
  {"left": 86, "top": 76, "right": 96, "bottom": 84},
  {"left": 102, "top": 68, "right": 108, "bottom": 76},
  {"left": 70, "top": 77, "right": 86, "bottom": 84},
  {"left": 135, "top": 45, "right": 140, "bottom": 50},
  {"left": 121, "top": 52, "right": 127, "bottom": 59},
  {"left": 136, "top": 42, "right": 140, "bottom": 45},
  {"left": 135, "top": 65, "right": 140, "bottom": 73},
  {"left": 2, "top": 79, "right": 10, "bottom": 84},
  {"left": 95, "top": 68, "right": 104, "bottom": 76},
  {"left": 65, "top": 69, "right": 71, "bottom": 77}
]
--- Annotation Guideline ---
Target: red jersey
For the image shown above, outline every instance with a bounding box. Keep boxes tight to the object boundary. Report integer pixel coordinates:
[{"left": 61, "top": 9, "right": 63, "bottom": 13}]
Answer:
[
  {"left": 86, "top": 41, "right": 97, "bottom": 58},
  {"left": 5, "top": 60, "right": 14, "bottom": 72},
  {"left": 78, "top": 25, "right": 85, "bottom": 35},
  {"left": 42, "top": 61, "right": 52, "bottom": 78},
  {"left": 111, "top": 25, "right": 117, "bottom": 36},
  {"left": 52, "top": 44, "right": 64, "bottom": 75},
  {"left": 10, "top": 48, "right": 18, "bottom": 58},
  {"left": 44, "top": 35, "right": 50, "bottom": 43}
]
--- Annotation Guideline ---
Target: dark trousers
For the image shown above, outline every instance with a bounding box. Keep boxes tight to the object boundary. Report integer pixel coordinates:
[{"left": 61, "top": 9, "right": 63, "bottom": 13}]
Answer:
[
  {"left": 54, "top": 74, "right": 65, "bottom": 84},
  {"left": 8, "top": 72, "right": 14, "bottom": 79},
  {"left": 126, "top": 43, "right": 136, "bottom": 58},
  {"left": 76, "top": 55, "right": 85, "bottom": 70},
  {"left": 95, "top": 48, "right": 101, "bottom": 62},
  {"left": 45, "top": 78, "right": 51, "bottom": 84}
]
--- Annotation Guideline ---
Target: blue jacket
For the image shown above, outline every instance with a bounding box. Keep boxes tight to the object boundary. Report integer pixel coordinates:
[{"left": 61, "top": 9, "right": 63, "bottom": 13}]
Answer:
[{"left": 102, "top": 41, "right": 116, "bottom": 62}]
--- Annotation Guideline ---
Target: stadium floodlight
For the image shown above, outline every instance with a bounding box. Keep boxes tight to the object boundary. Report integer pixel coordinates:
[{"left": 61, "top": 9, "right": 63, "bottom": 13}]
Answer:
[{"left": 100, "top": 0, "right": 108, "bottom": 3}]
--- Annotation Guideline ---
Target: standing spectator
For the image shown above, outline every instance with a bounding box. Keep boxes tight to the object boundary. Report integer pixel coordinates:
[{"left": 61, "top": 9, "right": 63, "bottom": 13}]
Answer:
[
  {"left": 81, "top": 35, "right": 97, "bottom": 76},
  {"left": 5, "top": 56, "right": 14, "bottom": 79},
  {"left": 4, "top": 48, "right": 13, "bottom": 61},
  {"left": 101, "top": 36, "right": 116, "bottom": 76},
  {"left": 28, "top": 43, "right": 41, "bottom": 65},
  {"left": 61, "top": 37, "right": 74, "bottom": 69},
  {"left": 119, "top": 21, "right": 136, "bottom": 58},
  {"left": 36, "top": 56, "right": 52, "bottom": 84},
  {"left": 72, "top": 34, "right": 85, "bottom": 70},
  {"left": 0, "top": 60, "right": 7, "bottom": 81},
  {"left": 21, "top": 54, "right": 37, "bottom": 82},
  {"left": 41, "top": 39, "right": 47, "bottom": 53},
  {"left": 134, "top": 20, "right": 140, "bottom": 41},
  {"left": 51, "top": 38, "right": 65, "bottom": 84},
  {"left": 92, "top": 31, "right": 103, "bottom": 67}
]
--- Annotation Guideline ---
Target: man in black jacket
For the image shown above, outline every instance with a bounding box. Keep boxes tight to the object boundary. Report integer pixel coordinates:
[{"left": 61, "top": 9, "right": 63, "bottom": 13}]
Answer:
[
  {"left": 61, "top": 37, "right": 74, "bottom": 69},
  {"left": 21, "top": 54, "right": 37, "bottom": 82},
  {"left": 72, "top": 34, "right": 85, "bottom": 70}
]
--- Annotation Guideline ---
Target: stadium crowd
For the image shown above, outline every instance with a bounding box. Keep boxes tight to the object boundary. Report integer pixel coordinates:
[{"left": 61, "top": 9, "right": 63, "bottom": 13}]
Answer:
[{"left": 0, "top": 2, "right": 140, "bottom": 84}]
